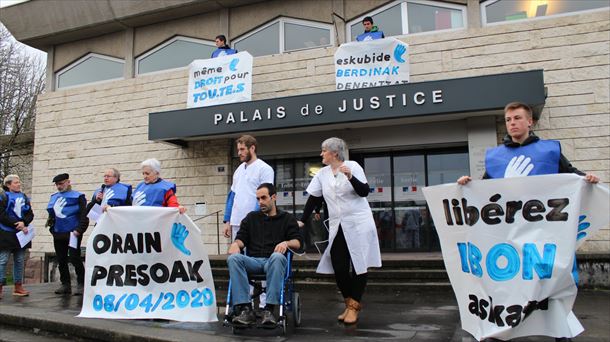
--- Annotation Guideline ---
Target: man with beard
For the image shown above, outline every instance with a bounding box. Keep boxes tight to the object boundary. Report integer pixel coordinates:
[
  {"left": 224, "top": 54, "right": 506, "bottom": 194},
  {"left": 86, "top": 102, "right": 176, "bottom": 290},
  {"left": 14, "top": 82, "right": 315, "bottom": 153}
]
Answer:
[
  {"left": 223, "top": 135, "right": 274, "bottom": 308},
  {"left": 223, "top": 135, "right": 274, "bottom": 240},
  {"left": 227, "top": 183, "right": 302, "bottom": 326}
]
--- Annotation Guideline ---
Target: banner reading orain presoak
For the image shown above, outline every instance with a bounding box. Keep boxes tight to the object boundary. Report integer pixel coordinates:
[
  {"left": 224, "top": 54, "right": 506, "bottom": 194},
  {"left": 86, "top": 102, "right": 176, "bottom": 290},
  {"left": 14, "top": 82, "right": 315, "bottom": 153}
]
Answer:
[
  {"left": 335, "top": 37, "right": 409, "bottom": 91},
  {"left": 187, "top": 51, "right": 252, "bottom": 108},
  {"left": 422, "top": 174, "right": 609, "bottom": 341},
  {"left": 78, "top": 207, "right": 217, "bottom": 322}
]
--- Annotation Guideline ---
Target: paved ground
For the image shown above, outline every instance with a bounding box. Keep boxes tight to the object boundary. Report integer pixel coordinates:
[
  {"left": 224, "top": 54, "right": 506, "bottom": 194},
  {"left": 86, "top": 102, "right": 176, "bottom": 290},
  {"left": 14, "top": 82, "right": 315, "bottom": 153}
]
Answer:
[{"left": 0, "top": 283, "right": 608, "bottom": 342}]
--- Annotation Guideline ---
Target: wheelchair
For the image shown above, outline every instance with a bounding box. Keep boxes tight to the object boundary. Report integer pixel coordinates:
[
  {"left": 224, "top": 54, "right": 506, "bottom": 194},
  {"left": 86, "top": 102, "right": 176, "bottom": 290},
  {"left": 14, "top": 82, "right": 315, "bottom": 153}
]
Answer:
[{"left": 223, "top": 251, "right": 302, "bottom": 335}]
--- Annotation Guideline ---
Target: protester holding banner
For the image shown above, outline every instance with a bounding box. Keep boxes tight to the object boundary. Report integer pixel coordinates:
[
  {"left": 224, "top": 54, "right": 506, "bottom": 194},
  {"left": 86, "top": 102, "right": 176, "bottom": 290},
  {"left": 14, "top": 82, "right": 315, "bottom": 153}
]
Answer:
[
  {"left": 356, "top": 16, "right": 385, "bottom": 42},
  {"left": 87, "top": 168, "right": 132, "bottom": 213},
  {"left": 211, "top": 34, "right": 238, "bottom": 58},
  {"left": 298, "top": 137, "right": 381, "bottom": 324},
  {"left": 455, "top": 102, "right": 600, "bottom": 342},
  {"left": 132, "top": 159, "right": 186, "bottom": 214},
  {"left": 0, "top": 175, "right": 33, "bottom": 298},
  {"left": 46, "top": 173, "right": 88, "bottom": 295},
  {"left": 457, "top": 102, "right": 599, "bottom": 185},
  {"left": 227, "top": 183, "right": 302, "bottom": 326}
]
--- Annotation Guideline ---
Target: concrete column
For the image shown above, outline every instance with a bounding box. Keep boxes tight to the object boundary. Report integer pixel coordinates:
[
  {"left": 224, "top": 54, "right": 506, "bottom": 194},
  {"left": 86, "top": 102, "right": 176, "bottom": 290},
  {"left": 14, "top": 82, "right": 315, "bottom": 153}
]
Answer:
[
  {"left": 467, "top": 116, "right": 498, "bottom": 179},
  {"left": 332, "top": 0, "right": 345, "bottom": 45},
  {"left": 467, "top": 0, "right": 482, "bottom": 29},
  {"left": 45, "top": 45, "right": 55, "bottom": 91},
  {"left": 124, "top": 27, "right": 134, "bottom": 78}
]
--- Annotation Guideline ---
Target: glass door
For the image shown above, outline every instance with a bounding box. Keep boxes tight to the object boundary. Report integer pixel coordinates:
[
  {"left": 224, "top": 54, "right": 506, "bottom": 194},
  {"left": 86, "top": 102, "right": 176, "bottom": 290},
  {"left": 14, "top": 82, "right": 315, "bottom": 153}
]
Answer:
[
  {"left": 274, "top": 159, "right": 294, "bottom": 213},
  {"left": 263, "top": 148, "right": 469, "bottom": 253},
  {"left": 295, "top": 158, "right": 327, "bottom": 252},
  {"left": 363, "top": 156, "right": 394, "bottom": 250},
  {"left": 393, "top": 155, "right": 427, "bottom": 251}
]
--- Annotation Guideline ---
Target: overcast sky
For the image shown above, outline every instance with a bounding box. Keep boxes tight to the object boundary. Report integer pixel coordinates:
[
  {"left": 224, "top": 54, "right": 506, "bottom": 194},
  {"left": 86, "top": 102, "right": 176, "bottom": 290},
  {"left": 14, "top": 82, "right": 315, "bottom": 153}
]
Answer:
[{"left": 0, "top": 0, "right": 47, "bottom": 57}]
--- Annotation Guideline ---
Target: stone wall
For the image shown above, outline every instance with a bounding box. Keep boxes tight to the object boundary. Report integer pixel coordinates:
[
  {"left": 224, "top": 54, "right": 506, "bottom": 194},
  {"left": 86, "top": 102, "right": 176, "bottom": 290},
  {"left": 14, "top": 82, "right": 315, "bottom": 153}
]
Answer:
[{"left": 29, "top": 9, "right": 609, "bottom": 259}]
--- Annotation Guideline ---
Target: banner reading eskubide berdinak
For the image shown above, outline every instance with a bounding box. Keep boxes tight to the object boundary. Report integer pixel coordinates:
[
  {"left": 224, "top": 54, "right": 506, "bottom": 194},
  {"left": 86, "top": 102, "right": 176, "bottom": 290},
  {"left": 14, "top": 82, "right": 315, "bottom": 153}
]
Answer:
[
  {"left": 78, "top": 207, "right": 217, "bottom": 322},
  {"left": 187, "top": 51, "right": 252, "bottom": 108},
  {"left": 335, "top": 37, "right": 409, "bottom": 90},
  {"left": 423, "top": 174, "right": 609, "bottom": 340}
]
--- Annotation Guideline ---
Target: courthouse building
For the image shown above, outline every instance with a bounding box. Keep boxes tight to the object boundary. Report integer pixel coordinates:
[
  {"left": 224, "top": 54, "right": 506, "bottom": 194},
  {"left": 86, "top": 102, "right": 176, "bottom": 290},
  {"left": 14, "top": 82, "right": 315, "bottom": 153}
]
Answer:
[{"left": 1, "top": 0, "right": 608, "bottom": 260}]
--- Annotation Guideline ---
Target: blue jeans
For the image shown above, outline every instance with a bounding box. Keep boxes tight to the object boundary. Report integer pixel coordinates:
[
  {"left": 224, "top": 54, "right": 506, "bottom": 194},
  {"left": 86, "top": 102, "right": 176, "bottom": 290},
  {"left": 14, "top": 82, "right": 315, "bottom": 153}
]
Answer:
[
  {"left": 0, "top": 249, "right": 25, "bottom": 285},
  {"left": 227, "top": 252, "right": 287, "bottom": 306}
]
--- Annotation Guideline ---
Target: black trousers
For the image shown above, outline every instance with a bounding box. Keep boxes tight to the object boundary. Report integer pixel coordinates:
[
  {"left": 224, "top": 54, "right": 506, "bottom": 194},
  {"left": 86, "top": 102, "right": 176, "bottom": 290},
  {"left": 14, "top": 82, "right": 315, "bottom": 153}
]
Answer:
[
  {"left": 53, "top": 232, "right": 84, "bottom": 285},
  {"left": 331, "top": 226, "right": 368, "bottom": 302}
]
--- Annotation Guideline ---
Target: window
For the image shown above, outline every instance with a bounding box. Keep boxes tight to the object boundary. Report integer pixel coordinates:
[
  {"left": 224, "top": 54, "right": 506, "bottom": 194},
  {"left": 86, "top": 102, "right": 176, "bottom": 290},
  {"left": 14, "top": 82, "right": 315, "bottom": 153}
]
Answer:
[
  {"left": 482, "top": 0, "right": 609, "bottom": 25},
  {"left": 407, "top": 2, "right": 464, "bottom": 34},
  {"left": 349, "top": 2, "right": 403, "bottom": 41},
  {"left": 265, "top": 148, "right": 469, "bottom": 252},
  {"left": 56, "top": 53, "right": 124, "bottom": 89},
  {"left": 234, "top": 18, "right": 333, "bottom": 57},
  {"left": 136, "top": 36, "right": 215, "bottom": 75},
  {"left": 235, "top": 22, "right": 280, "bottom": 57},
  {"left": 347, "top": 0, "right": 466, "bottom": 41}
]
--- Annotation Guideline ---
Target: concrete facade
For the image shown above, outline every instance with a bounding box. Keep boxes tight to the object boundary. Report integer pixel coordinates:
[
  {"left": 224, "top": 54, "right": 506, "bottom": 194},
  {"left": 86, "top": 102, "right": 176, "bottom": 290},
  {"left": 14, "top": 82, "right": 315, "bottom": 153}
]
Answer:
[{"left": 1, "top": 1, "right": 608, "bottom": 258}]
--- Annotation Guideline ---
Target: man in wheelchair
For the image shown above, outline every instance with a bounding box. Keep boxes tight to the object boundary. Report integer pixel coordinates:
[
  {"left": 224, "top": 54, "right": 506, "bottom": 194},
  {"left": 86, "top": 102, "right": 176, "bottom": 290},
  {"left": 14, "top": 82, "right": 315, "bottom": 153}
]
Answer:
[{"left": 227, "top": 183, "right": 302, "bottom": 326}]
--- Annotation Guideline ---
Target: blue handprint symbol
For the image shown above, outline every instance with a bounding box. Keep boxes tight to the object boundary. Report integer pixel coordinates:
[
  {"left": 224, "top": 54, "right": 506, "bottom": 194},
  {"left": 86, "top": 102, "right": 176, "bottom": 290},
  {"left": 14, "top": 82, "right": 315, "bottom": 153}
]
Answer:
[
  {"left": 577, "top": 215, "right": 590, "bottom": 241},
  {"left": 393, "top": 44, "right": 407, "bottom": 63},
  {"left": 229, "top": 58, "right": 239, "bottom": 71},
  {"left": 171, "top": 222, "right": 191, "bottom": 256}
]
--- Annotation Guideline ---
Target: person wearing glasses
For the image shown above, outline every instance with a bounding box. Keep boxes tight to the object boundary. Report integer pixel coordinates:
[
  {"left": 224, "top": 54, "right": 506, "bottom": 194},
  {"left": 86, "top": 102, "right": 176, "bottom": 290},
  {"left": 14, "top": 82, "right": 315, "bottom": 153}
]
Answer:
[{"left": 88, "top": 168, "right": 132, "bottom": 212}]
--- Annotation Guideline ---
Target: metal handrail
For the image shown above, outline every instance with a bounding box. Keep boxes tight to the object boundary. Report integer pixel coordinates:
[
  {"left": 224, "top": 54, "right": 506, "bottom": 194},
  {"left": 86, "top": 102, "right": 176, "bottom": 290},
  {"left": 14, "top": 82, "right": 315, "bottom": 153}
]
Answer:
[{"left": 193, "top": 209, "right": 223, "bottom": 255}]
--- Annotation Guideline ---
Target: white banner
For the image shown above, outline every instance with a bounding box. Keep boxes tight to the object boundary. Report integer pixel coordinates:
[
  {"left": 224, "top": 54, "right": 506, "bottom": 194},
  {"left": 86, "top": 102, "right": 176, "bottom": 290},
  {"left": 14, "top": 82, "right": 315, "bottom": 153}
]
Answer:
[
  {"left": 335, "top": 37, "right": 409, "bottom": 91},
  {"left": 422, "top": 174, "right": 609, "bottom": 340},
  {"left": 187, "top": 51, "right": 252, "bottom": 108},
  {"left": 78, "top": 207, "right": 218, "bottom": 322}
]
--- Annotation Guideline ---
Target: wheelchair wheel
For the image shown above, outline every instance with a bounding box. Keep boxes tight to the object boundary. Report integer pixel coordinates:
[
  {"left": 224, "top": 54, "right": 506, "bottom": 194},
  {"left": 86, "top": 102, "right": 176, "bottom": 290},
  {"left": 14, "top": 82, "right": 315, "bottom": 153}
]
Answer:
[{"left": 292, "top": 292, "right": 301, "bottom": 327}]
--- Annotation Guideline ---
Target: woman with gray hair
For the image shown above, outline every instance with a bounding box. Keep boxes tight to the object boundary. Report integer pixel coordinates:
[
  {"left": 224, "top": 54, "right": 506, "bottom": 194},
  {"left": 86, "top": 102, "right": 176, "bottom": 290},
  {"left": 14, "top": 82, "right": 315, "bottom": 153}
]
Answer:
[
  {"left": 299, "top": 137, "right": 381, "bottom": 324},
  {"left": 0, "top": 174, "right": 34, "bottom": 298},
  {"left": 132, "top": 158, "right": 186, "bottom": 213}
]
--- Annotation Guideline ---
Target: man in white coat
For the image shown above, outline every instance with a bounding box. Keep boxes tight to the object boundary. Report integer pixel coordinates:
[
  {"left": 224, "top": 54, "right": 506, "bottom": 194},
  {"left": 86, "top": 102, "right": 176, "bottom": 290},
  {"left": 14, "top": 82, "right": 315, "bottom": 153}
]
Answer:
[{"left": 223, "top": 134, "right": 274, "bottom": 308}]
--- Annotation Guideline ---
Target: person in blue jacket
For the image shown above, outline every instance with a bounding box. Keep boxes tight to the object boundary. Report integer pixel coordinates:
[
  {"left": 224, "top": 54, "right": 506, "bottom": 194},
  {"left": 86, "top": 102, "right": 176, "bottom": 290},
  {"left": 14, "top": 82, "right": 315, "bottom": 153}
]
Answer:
[
  {"left": 87, "top": 168, "right": 132, "bottom": 213},
  {"left": 132, "top": 158, "right": 186, "bottom": 214},
  {"left": 46, "top": 173, "right": 89, "bottom": 295},
  {"left": 211, "top": 34, "right": 238, "bottom": 58},
  {"left": 0, "top": 174, "right": 33, "bottom": 298},
  {"left": 458, "top": 102, "right": 599, "bottom": 184},
  {"left": 457, "top": 102, "right": 599, "bottom": 342},
  {"left": 356, "top": 16, "right": 385, "bottom": 42}
]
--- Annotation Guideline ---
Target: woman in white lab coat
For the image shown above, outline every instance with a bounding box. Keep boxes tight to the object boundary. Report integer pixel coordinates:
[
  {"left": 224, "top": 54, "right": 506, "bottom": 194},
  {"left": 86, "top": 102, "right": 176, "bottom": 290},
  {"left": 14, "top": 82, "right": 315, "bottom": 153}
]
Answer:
[{"left": 298, "top": 137, "right": 381, "bottom": 324}]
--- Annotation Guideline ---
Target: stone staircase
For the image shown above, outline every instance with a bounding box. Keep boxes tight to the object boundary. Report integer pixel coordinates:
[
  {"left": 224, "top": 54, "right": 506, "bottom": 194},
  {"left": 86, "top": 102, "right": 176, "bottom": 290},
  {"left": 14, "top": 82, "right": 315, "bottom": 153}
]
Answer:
[{"left": 210, "top": 253, "right": 451, "bottom": 296}]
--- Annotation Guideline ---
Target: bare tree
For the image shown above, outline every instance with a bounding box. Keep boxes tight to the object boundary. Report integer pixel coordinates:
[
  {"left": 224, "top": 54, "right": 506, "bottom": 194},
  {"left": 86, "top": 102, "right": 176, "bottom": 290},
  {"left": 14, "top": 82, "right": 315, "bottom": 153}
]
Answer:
[{"left": 0, "top": 23, "right": 45, "bottom": 182}]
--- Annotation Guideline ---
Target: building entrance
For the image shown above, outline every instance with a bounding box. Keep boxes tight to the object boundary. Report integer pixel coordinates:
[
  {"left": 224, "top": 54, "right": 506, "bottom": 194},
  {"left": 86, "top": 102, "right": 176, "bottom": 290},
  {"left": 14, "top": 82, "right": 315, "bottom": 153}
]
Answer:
[{"left": 246, "top": 147, "right": 469, "bottom": 252}]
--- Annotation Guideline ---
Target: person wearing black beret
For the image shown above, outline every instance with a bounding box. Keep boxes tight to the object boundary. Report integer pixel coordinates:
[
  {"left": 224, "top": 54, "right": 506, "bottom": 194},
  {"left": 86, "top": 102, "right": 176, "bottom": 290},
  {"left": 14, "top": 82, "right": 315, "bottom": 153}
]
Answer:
[{"left": 46, "top": 173, "right": 89, "bottom": 295}]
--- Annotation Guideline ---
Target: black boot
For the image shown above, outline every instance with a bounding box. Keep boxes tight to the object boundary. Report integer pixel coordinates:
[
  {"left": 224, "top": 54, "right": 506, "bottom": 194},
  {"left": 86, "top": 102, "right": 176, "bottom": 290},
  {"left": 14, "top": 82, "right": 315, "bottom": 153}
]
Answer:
[
  {"left": 54, "top": 283, "right": 71, "bottom": 294},
  {"left": 73, "top": 283, "right": 84, "bottom": 296}
]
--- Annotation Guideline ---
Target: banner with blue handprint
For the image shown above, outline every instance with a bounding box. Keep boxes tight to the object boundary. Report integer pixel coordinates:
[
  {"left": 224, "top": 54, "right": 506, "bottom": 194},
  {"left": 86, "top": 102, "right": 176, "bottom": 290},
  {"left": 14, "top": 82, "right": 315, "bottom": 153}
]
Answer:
[
  {"left": 335, "top": 37, "right": 409, "bottom": 91},
  {"left": 422, "top": 174, "right": 609, "bottom": 341},
  {"left": 187, "top": 51, "right": 252, "bottom": 108},
  {"left": 78, "top": 207, "right": 217, "bottom": 322}
]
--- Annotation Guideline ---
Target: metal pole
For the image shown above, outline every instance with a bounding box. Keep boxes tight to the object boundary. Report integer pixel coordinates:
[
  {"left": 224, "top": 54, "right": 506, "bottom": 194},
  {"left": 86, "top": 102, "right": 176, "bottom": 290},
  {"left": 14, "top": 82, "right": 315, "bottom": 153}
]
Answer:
[{"left": 216, "top": 211, "right": 220, "bottom": 255}]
